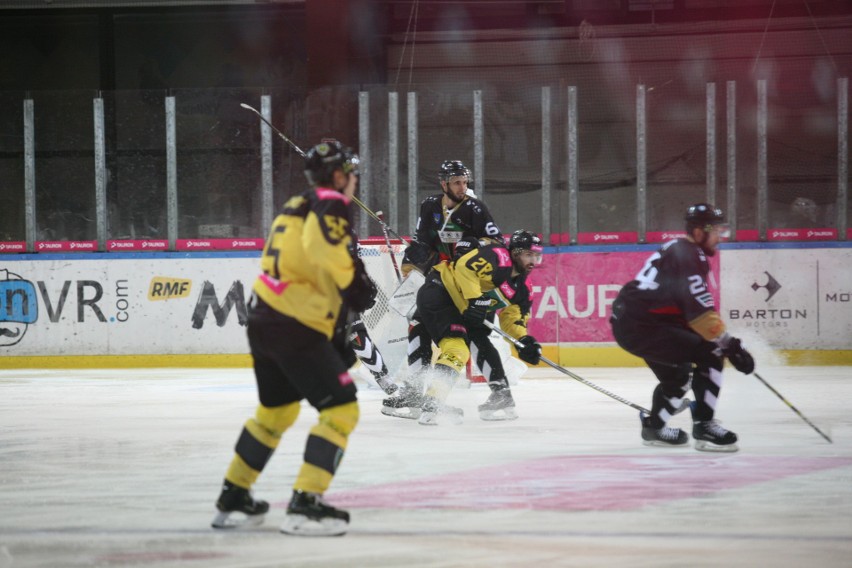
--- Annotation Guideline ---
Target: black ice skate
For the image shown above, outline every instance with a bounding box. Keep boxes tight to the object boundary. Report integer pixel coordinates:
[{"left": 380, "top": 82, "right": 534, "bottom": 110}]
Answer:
[
  {"left": 640, "top": 413, "right": 689, "bottom": 447},
  {"left": 418, "top": 397, "right": 464, "bottom": 426},
  {"left": 381, "top": 384, "right": 424, "bottom": 419},
  {"left": 693, "top": 419, "right": 739, "bottom": 453},
  {"left": 211, "top": 480, "right": 269, "bottom": 529},
  {"left": 280, "top": 490, "right": 350, "bottom": 537},
  {"left": 478, "top": 389, "right": 518, "bottom": 421}
]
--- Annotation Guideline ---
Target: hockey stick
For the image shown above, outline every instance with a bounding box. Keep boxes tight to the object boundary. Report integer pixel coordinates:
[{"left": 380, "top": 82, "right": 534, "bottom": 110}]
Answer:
[
  {"left": 482, "top": 320, "right": 651, "bottom": 414},
  {"left": 753, "top": 371, "right": 833, "bottom": 443},
  {"left": 240, "top": 102, "right": 410, "bottom": 245},
  {"left": 376, "top": 211, "right": 403, "bottom": 283},
  {"left": 239, "top": 103, "right": 306, "bottom": 157}
]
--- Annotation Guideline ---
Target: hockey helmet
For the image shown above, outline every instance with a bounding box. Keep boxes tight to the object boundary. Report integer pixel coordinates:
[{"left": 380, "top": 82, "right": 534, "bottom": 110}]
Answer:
[
  {"left": 685, "top": 203, "right": 725, "bottom": 231},
  {"left": 304, "top": 140, "right": 360, "bottom": 187},
  {"left": 508, "top": 229, "right": 543, "bottom": 269},
  {"left": 438, "top": 160, "right": 470, "bottom": 183}
]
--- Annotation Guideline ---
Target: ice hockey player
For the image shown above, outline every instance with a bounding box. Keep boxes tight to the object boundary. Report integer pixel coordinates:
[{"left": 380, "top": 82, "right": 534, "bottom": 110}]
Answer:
[
  {"left": 211, "top": 140, "right": 375, "bottom": 536},
  {"left": 411, "top": 230, "right": 543, "bottom": 425},
  {"left": 609, "top": 203, "right": 755, "bottom": 452},
  {"left": 382, "top": 159, "right": 504, "bottom": 418}
]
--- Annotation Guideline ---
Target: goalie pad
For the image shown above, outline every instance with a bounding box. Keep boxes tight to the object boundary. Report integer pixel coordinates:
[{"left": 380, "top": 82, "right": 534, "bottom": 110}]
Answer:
[{"left": 388, "top": 270, "right": 425, "bottom": 319}]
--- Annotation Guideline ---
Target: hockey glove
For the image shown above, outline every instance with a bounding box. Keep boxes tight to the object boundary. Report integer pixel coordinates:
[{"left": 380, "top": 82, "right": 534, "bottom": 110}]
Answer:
[
  {"left": 332, "top": 318, "right": 357, "bottom": 368},
  {"left": 722, "top": 337, "right": 755, "bottom": 375},
  {"left": 342, "top": 259, "right": 378, "bottom": 313},
  {"left": 517, "top": 335, "right": 542, "bottom": 365},
  {"left": 462, "top": 295, "right": 492, "bottom": 328}
]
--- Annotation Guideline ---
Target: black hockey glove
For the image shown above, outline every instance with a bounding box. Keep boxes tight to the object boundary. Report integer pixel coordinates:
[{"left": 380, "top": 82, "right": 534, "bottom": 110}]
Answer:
[
  {"left": 517, "top": 335, "right": 542, "bottom": 365},
  {"left": 402, "top": 241, "right": 440, "bottom": 275},
  {"left": 462, "top": 295, "right": 492, "bottom": 327},
  {"left": 342, "top": 259, "right": 378, "bottom": 313},
  {"left": 722, "top": 337, "right": 755, "bottom": 375},
  {"left": 332, "top": 317, "right": 357, "bottom": 368}
]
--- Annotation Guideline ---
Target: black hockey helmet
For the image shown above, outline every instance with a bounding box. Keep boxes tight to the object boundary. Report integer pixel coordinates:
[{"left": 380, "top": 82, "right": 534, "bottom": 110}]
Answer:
[
  {"left": 304, "top": 140, "right": 360, "bottom": 187},
  {"left": 438, "top": 160, "right": 469, "bottom": 183},
  {"left": 508, "top": 229, "right": 543, "bottom": 270},
  {"left": 685, "top": 203, "right": 724, "bottom": 232}
]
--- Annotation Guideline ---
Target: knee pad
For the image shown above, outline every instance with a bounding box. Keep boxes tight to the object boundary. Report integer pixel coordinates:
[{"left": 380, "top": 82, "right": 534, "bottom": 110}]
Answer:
[
  {"left": 254, "top": 401, "right": 300, "bottom": 439},
  {"left": 435, "top": 336, "right": 469, "bottom": 373}
]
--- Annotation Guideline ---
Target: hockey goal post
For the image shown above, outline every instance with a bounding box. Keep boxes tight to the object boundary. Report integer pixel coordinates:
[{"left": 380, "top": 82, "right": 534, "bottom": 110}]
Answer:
[{"left": 357, "top": 238, "right": 486, "bottom": 383}]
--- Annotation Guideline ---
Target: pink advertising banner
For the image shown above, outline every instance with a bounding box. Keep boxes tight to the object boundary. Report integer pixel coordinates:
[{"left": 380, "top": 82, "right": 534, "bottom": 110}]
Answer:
[{"left": 526, "top": 249, "right": 720, "bottom": 344}]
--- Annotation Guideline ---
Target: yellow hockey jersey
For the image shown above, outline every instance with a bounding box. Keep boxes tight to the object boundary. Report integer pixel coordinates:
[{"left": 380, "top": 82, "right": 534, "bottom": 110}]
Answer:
[{"left": 252, "top": 187, "right": 357, "bottom": 338}]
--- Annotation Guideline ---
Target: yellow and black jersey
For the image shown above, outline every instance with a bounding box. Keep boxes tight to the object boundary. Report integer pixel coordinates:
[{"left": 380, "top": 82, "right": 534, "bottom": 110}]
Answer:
[
  {"left": 252, "top": 187, "right": 357, "bottom": 338},
  {"left": 433, "top": 244, "right": 534, "bottom": 340}
]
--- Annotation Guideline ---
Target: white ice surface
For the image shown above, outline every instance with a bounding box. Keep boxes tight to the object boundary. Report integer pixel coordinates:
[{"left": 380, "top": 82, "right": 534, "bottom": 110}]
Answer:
[{"left": 0, "top": 366, "right": 850, "bottom": 568}]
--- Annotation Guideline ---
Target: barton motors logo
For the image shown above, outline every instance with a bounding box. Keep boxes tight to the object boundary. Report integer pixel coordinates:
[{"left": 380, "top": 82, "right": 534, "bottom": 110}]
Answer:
[{"left": 751, "top": 271, "right": 782, "bottom": 301}]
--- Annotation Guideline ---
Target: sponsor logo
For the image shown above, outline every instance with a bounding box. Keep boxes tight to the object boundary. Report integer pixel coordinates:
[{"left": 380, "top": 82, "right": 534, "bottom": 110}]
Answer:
[
  {"left": 231, "top": 240, "right": 257, "bottom": 248},
  {"left": 826, "top": 292, "right": 851, "bottom": 302},
  {"left": 111, "top": 241, "right": 135, "bottom": 249},
  {"left": 191, "top": 281, "right": 247, "bottom": 328},
  {"left": 751, "top": 271, "right": 782, "bottom": 301},
  {"left": 0, "top": 269, "right": 38, "bottom": 346},
  {"left": 771, "top": 230, "right": 798, "bottom": 238},
  {"left": 187, "top": 241, "right": 211, "bottom": 248},
  {"left": 806, "top": 230, "right": 833, "bottom": 238},
  {"left": 594, "top": 234, "right": 619, "bottom": 241},
  {"left": 148, "top": 277, "right": 192, "bottom": 301}
]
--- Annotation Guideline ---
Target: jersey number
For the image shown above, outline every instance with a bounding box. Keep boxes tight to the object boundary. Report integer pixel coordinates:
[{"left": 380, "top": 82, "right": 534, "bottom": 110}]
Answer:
[
  {"left": 634, "top": 252, "right": 661, "bottom": 290},
  {"left": 470, "top": 258, "right": 493, "bottom": 278},
  {"left": 484, "top": 222, "right": 501, "bottom": 236}
]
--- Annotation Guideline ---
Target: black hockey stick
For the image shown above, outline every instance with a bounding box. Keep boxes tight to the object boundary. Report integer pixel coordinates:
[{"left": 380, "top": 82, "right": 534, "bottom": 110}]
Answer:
[
  {"left": 239, "top": 102, "right": 306, "bottom": 157},
  {"left": 753, "top": 371, "right": 832, "bottom": 443},
  {"left": 240, "top": 102, "right": 410, "bottom": 245},
  {"left": 482, "top": 320, "right": 651, "bottom": 414},
  {"left": 376, "top": 211, "right": 403, "bottom": 283}
]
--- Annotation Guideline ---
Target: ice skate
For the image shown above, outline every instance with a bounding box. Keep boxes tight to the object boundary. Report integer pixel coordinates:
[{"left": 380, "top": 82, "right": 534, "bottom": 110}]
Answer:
[
  {"left": 280, "top": 490, "right": 349, "bottom": 537},
  {"left": 211, "top": 480, "right": 269, "bottom": 529},
  {"left": 478, "top": 389, "right": 518, "bottom": 421},
  {"left": 640, "top": 413, "right": 689, "bottom": 447},
  {"left": 693, "top": 419, "right": 739, "bottom": 452},
  {"left": 373, "top": 374, "right": 399, "bottom": 395},
  {"left": 381, "top": 384, "right": 424, "bottom": 419},
  {"left": 418, "top": 397, "right": 464, "bottom": 426}
]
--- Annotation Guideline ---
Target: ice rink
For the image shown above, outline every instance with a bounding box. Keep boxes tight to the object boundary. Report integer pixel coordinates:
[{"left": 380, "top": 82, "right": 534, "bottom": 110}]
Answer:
[{"left": 0, "top": 364, "right": 850, "bottom": 568}]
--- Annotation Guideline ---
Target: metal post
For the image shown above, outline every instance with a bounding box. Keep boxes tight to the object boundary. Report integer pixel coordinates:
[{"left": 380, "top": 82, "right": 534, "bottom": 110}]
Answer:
[
  {"left": 474, "top": 90, "right": 484, "bottom": 199},
  {"left": 407, "top": 91, "right": 418, "bottom": 235},
  {"left": 838, "top": 77, "right": 848, "bottom": 240},
  {"left": 541, "top": 86, "right": 552, "bottom": 238},
  {"left": 726, "top": 81, "right": 737, "bottom": 240},
  {"left": 706, "top": 82, "right": 716, "bottom": 205},
  {"left": 757, "top": 80, "right": 768, "bottom": 241},
  {"left": 166, "top": 96, "right": 178, "bottom": 250},
  {"left": 358, "top": 91, "right": 370, "bottom": 236},
  {"left": 260, "top": 95, "right": 274, "bottom": 231},
  {"left": 388, "top": 92, "right": 399, "bottom": 233},
  {"left": 567, "top": 86, "right": 579, "bottom": 245},
  {"left": 636, "top": 84, "right": 647, "bottom": 242},
  {"left": 23, "top": 99, "right": 36, "bottom": 251},
  {"left": 93, "top": 97, "right": 107, "bottom": 250}
]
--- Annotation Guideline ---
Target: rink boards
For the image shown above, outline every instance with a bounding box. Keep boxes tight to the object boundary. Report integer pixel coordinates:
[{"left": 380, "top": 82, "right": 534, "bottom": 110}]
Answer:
[{"left": 0, "top": 242, "right": 850, "bottom": 367}]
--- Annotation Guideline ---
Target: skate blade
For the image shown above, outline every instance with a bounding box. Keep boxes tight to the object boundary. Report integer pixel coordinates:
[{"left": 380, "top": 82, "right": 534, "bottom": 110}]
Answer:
[
  {"left": 280, "top": 514, "right": 348, "bottom": 537},
  {"left": 211, "top": 511, "right": 265, "bottom": 529},
  {"left": 479, "top": 408, "right": 518, "bottom": 421},
  {"left": 381, "top": 406, "right": 421, "bottom": 420},
  {"left": 642, "top": 439, "right": 689, "bottom": 448},
  {"left": 694, "top": 440, "right": 739, "bottom": 453}
]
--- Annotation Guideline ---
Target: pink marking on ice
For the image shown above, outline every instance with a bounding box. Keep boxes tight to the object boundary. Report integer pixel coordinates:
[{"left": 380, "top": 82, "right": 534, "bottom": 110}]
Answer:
[
  {"left": 258, "top": 273, "right": 289, "bottom": 295},
  {"left": 318, "top": 455, "right": 852, "bottom": 512},
  {"left": 494, "top": 247, "right": 511, "bottom": 267}
]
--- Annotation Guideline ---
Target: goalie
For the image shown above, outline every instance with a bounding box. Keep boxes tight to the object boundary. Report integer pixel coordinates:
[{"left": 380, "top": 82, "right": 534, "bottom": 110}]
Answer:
[{"left": 403, "top": 230, "right": 543, "bottom": 425}]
